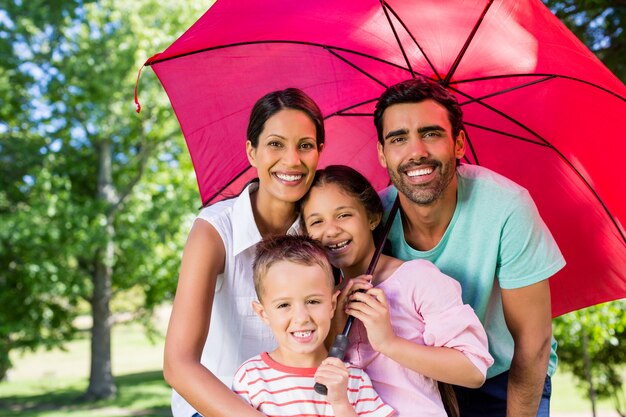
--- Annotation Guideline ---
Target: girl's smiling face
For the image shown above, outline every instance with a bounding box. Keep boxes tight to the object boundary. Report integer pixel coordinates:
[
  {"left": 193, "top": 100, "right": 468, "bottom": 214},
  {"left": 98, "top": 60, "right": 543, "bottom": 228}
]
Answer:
[{"left": 303, "top": 183, "right": 378, "bottom": 278}]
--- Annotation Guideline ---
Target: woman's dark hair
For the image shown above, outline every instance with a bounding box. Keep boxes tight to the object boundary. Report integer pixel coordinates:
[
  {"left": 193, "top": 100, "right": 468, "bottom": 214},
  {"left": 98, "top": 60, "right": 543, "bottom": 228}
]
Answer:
[
  {"left": 373, "top": 77, "right": 464, "bottom": 144},
  {"left": 247, "top": 87, "right": 325, "bottom": 148}
]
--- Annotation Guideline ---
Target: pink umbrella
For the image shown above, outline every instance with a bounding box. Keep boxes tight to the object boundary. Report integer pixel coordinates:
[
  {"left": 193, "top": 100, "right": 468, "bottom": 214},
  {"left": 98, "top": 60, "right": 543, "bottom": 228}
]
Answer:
[{"left": 140, "top": 0, "right": 626, "bottom": 316}]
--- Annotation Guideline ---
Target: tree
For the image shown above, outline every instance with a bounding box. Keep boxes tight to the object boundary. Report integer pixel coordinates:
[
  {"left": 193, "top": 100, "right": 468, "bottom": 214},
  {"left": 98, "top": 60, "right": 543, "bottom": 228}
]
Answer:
[
  {"left": 554, "top": 302, "right": 626, "bottom": 417},
  {"left": 0, "top": 0, "right": 90, "bottom": 382},
  {"left": 0, "top": 0, "right": 207, "bottom": 398},
  {"left": 544, "top": 0, "right": 626, "bottom": 82}
]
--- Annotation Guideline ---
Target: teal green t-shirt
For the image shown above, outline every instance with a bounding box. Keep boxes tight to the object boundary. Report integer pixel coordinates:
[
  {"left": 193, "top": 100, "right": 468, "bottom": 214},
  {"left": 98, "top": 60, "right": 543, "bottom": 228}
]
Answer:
[{"left": 380, "top": 165, "right": 565, "bottom": 378}]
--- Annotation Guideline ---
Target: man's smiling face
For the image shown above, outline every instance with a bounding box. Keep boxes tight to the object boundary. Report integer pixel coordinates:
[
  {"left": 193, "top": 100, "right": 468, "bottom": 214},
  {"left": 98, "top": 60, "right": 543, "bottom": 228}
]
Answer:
[{"left": 377, "top": 100, "right": 465, "bottom": 205}]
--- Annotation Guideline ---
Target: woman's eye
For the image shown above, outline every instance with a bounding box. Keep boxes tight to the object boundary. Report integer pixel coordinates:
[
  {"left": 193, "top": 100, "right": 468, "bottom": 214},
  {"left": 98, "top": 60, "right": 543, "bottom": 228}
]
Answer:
[
  {"left": 308, "top": 219, "right": 322, "bottom": 227},
  {"left": 268, "top": 141, "right": 282, "bottom": 148},
  {"left": 300, "top": 142, "right": 315, "bottom": 150}
]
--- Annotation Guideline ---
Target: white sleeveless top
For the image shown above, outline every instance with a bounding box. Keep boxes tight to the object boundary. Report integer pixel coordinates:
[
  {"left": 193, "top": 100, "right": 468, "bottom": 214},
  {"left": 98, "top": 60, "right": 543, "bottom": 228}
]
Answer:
[{"left": 171, "top": 183, "right": 301, "bottom": 417}]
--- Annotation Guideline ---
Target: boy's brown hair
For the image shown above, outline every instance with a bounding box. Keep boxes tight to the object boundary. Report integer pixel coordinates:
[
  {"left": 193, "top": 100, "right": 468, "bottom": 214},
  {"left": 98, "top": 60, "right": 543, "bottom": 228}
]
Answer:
[{"left": 253, "top": 235, "right": 334, "bottom": 302}]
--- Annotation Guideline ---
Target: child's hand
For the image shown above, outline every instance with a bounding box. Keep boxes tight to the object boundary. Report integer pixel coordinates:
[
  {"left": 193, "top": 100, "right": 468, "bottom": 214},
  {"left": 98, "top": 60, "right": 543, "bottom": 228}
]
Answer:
[
  {"left": 314, "top": 357, "right": 351, "bottom": 406},
  {"left": 334, "top": 275, "right": 373, "bottom": 333},
  {"left": 346, "top": 288, "right": 396, "bottom": 353}
]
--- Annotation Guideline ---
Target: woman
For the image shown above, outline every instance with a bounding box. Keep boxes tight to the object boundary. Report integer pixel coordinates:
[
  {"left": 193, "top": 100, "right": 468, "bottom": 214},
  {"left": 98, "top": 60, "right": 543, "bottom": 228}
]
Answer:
[{"left": 163, "top": 88, "right": 324, "bottom": 417}]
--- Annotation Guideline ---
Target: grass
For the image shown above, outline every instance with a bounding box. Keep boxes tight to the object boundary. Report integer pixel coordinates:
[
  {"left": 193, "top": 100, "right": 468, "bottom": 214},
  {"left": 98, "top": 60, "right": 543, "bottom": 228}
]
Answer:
[
  {"left": 0, "top": 315, "right": 622, "bottom": 417},
  {"left": 0, "top": 320, "right": 171, "bottom": 417},
  {"left": 551, "top": 369, "right": 619, "bottom": 415},
  {"left": 0, "top": 371, "right": 170, "bottom": 417}
]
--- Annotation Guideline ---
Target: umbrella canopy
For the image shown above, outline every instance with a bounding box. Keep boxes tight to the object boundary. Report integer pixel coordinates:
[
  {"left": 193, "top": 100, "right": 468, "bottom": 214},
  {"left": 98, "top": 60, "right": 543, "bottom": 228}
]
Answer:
[{"left": 144, "top": 0, "right": 626, "bottom": 316}]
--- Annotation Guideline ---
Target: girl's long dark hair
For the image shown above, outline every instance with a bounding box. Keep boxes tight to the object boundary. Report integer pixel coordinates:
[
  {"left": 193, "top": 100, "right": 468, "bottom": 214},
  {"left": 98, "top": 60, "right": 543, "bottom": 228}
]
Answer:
[{"left": 439, "top": 382, "right": 459, "bottom": 417}]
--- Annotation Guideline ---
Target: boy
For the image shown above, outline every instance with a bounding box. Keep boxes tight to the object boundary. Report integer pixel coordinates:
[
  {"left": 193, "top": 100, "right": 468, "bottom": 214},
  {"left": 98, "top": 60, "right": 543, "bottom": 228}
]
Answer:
[{"left": 232, "top": 235, "right": 394, "bottom": 417}]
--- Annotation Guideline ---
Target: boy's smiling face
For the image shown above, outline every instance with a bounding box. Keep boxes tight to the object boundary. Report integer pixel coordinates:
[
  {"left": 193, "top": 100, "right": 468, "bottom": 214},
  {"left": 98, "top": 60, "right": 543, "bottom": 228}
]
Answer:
[{"left": 253, "top": 260, "right": 338, "bottom": 368}]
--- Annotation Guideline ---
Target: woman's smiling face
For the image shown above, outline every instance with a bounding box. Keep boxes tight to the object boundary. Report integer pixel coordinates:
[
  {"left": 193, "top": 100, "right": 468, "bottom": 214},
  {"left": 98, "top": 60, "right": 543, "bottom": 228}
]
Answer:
[{"left": 246, "top": 108, "right": 320, "bottom": 204}]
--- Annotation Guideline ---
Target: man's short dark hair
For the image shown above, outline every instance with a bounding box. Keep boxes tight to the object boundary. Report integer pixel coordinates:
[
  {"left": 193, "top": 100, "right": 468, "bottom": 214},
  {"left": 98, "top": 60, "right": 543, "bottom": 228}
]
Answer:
[{"left": 374, "top": 77, "right": 464, "bottom": 144}]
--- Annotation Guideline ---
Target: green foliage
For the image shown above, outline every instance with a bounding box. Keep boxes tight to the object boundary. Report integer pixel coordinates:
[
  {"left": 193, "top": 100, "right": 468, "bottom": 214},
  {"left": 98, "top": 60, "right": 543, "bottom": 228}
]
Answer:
[
  {"left": 544, "top": 0, "right": 626, "bottom": 82},
  {"left": 553, "top": 301, "right": 626, "bottom": 414},
  {"left": 0, "top": 0, "right": 208, "bottom": 381}
]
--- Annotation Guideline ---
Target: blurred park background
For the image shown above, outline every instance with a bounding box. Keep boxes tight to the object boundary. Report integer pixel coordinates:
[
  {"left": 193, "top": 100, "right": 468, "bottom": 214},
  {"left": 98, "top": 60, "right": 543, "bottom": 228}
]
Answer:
[{"left": 0, "top": 1, "right": 625, "bottom": 416}]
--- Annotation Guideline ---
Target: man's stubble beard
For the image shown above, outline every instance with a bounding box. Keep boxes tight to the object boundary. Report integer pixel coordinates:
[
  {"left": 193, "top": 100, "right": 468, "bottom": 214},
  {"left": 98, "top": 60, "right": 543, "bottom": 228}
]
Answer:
[{"left": 389, "top": 157, "right": 457, "bottom": 205}]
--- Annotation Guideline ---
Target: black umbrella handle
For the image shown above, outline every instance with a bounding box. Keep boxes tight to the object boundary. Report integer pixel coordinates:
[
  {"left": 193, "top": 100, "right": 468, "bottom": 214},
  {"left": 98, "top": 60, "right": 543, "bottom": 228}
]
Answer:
[
  {"left": 313, "top": 334, "right": 349, "bottom": 395},
  {"left": 314, "top": 195, "right": 401, "bottom": 396}
]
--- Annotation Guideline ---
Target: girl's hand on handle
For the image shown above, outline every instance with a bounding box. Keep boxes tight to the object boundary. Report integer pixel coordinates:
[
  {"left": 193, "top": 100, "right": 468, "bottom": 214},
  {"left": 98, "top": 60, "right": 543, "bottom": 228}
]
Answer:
[
  {"left": 346, "top": 288, "right": 396, "bottom": 353},
  {"left": 332, "top": 275, "right": 373, "bottom": 334}
]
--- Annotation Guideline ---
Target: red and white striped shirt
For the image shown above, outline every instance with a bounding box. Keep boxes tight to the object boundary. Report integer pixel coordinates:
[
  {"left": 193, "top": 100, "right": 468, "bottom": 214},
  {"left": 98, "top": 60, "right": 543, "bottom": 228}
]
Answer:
[{"left": 233, "top": 352, "right": 395, "bottom": 417}]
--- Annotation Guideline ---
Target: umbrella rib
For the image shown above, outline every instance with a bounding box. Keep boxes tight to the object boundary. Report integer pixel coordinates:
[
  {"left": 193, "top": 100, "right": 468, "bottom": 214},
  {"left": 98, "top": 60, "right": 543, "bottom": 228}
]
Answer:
[
  {"left": 325, "top": 98, "right": 379, "bottom": 119},
  {"left": 464, "top": 122, "right": 548, "bottom": 147},
  {"left": 330, "top": 113, "right": 374, "bottom": 117},
  {"left": 325, "top": 48, "right": 388, "bottom": 89},
  {"left": 452, "top": 73, "right": 626, "bottom": 103},
  {"left": 452, "top": 90, "right": 626, "bottom": 244},
  {"left": 383, "top": 2, "right": 440, "bottom": 81},
  {"left": 442, "top": 0, "right": 495, "bottom": 87},
  {"left": 459, "top": 76, "right": 556, "bottom": 106},
  {"left": 204, "top": 166, "right": 253, "bottom": 207},
  {"left": 450, "top": 85, "right": 549, "bottom": 145},
  {"left": 380, "top": 1, "right": 415, "bottom": 78},
  {"left": 147, "top": 40, "right": 411, "bottom": 73}
]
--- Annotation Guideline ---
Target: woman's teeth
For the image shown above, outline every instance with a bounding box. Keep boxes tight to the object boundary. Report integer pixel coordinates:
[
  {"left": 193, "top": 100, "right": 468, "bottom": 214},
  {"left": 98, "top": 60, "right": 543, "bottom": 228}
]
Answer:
[{"left": 276, "top": 173, "right": 303, "bottom": 182}]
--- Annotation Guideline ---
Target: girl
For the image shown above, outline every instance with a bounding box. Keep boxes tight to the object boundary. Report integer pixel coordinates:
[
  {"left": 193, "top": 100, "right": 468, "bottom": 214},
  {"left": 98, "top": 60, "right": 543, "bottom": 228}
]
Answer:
[
  {"left": 164, "top": 88, "right": 324, "bottom": 417},
  {"left": 301, "top": 165, "right": 493, "bottom": 417}
]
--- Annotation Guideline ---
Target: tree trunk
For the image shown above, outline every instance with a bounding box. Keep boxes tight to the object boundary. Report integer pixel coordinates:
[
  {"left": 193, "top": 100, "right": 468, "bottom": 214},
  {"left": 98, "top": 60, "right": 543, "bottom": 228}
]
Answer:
[
  {"left": 86, "top": 228, "right": 116, "bottom": 399},
  {"left": 611, "top": 383, "right": 626, "bottom": 417},
  {"left": 581, "top": 323, "right": 597, "bottom": 417},
  {"left": 85, "top": 139, "right": 117, "bottom": 400},
  {"left": 0, "top": 340, "right": 10, "bottom": 382}
]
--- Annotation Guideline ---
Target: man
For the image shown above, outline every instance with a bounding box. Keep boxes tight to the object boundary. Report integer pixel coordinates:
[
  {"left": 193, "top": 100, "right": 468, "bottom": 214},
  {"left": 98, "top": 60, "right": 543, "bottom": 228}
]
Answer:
[{"left": 374, "top": 77, "right": 565, "bottom": 417}]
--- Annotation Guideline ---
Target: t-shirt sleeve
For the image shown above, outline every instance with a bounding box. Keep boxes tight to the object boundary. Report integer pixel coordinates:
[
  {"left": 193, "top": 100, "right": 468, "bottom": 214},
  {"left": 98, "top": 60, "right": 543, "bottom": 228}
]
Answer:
[
  {"left": 496, "top": 189, "right": 566, "bottom": 289},
  {"left": 416, "top": 262, "right": 494, "bottom": 377},
  {"left": 348, "top": 366, "right": 396, "bottom": 416},
  {"left": 231, "top": 363, "right": 253, "bottom": 405}
]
